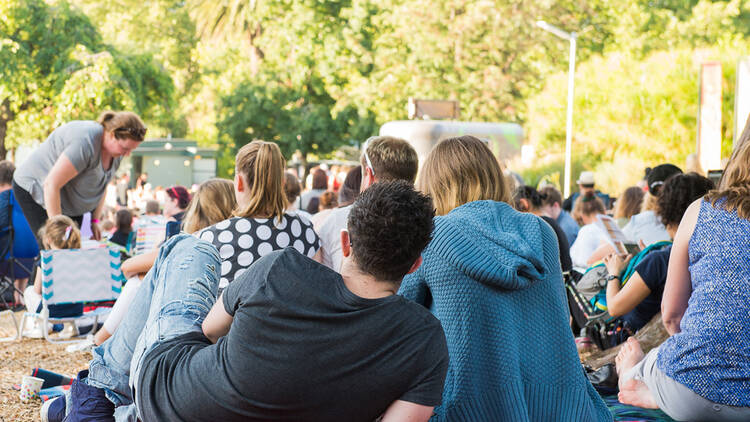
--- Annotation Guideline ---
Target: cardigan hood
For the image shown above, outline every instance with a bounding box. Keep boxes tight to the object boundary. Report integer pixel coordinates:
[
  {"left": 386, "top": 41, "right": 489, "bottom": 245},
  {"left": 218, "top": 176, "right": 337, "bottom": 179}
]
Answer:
[{"left": 430, "top": 200, "right": 548, "bottom": 291}]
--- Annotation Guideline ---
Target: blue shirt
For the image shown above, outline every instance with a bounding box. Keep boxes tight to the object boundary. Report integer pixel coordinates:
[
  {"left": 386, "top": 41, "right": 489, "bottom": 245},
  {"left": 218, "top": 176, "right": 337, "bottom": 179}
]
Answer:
[
  {"left": 657, "top": 200, "right": 750, "bottom": 406},
  {"left": 556, "top": 210, "right": 580, "bottom": 246}
]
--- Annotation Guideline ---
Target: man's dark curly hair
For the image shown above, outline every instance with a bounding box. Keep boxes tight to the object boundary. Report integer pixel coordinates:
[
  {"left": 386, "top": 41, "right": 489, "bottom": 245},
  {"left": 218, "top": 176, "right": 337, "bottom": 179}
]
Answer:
[
  {"left": 657, "top": 172, "right": 714, "bottom": 228},
  {"left": 347, "top": 180, "right": 434, "bottom": 282}
]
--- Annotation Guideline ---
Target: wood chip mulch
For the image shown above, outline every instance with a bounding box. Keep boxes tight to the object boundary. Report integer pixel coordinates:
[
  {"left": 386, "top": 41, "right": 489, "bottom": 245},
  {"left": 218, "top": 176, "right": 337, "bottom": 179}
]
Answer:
[{"left": 0, "top": 312, "right": 89, "bottom": 421}]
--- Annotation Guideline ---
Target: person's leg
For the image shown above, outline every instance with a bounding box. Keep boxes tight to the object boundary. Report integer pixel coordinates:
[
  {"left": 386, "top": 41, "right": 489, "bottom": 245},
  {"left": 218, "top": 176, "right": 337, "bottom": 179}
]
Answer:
[
  {"left": 616, "top": 338, "right": 658, "bottom": 408},
  {"left": 129, "top": 235, "right": 220, "bottom": 401},
  {"left": 97, "top": 276, "right": 144, "bottom": 345},
  {"left": 84, "top": 234, "right": 198, "bottom": 407},
  {"left": 12, "top": 181, "right": 47, "bottom": 244},
  {"left": 617, "top": 339, "right": 750, "bottom": 422}
]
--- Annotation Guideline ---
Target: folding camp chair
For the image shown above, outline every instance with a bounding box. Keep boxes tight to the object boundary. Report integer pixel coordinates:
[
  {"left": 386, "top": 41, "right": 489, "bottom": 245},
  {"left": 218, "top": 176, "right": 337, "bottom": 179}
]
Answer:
[
  {"left": 17, "top": 247, "right": 123, "bottom": 343},
  {"left": 564, "top": 271, "right": 624, "bottom": 351},
  {"left": 0, "top": 190, "right": 40, "bottom": 342},
  {"left": 133, "top": 224, "right": 166, "bottom": 255}
]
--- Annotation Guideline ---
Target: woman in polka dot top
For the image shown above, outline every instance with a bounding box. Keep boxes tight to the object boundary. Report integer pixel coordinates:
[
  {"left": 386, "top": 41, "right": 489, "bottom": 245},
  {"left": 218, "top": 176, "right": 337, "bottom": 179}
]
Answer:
[{"left": 198, "top": 141, "right": 321, "bottom": 288}]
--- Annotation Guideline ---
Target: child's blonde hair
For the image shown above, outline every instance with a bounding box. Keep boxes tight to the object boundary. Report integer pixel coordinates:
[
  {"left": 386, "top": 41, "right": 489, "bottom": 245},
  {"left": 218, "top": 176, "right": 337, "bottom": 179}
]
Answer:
[{"left": 40, "top": 216, "right": 81, "bottom": 250}]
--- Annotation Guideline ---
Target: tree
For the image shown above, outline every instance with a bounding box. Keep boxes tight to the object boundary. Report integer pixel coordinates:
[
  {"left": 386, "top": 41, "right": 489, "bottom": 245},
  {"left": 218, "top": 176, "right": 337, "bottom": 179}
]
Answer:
[
  {"left": 0, "top": 0, "right": 175, "bottom": 157},
  {"left": 216, "top": 75, "right": 377, "bottom": 176}
]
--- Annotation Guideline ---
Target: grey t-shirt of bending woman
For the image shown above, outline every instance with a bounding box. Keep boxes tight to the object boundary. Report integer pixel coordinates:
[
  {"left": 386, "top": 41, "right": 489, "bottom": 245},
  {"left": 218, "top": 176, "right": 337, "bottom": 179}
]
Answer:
[{"left": 14, "top": 121, "right": 122, "bottom": 216}]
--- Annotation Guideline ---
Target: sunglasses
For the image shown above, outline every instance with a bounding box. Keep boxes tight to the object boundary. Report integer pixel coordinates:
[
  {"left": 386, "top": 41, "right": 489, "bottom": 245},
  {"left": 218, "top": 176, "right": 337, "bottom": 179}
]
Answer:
[
  {"left": 362, "top": 136, "right": 377, "bottom": 177},
  {"left": 114, "top": 127, "right": 147, "bottom": 140}
]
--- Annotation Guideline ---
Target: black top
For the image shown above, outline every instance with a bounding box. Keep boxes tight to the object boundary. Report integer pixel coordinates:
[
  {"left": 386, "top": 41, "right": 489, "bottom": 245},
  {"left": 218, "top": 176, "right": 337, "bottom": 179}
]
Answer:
[
  {"left": 108, "top": 230, "right": 130, "bottom": 249},
  {"left": 541, "top": 216, "right": 573, "bottom": 273},
  {"left": 136, "top": 248, "right": 449, "bottom": 422},
  {"left": 622, "top": 246, "right": 671, "bottom": 331}
]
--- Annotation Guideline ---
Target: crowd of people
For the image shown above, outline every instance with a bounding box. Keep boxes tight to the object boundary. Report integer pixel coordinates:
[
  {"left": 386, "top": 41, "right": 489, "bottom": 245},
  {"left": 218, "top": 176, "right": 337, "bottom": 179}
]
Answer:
[{"left": 0, "top": 110, "right": 747, "bottom": 422}]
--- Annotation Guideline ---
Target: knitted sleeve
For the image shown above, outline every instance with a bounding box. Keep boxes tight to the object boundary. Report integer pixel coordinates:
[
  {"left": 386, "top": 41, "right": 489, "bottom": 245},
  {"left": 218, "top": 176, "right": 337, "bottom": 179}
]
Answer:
[{"left": 398, "top": 261, "right": 431, "bottom": 308}]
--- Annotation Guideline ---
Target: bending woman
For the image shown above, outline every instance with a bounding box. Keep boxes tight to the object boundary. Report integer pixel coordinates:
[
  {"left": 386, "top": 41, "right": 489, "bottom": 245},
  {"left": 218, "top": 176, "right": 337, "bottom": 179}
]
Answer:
[
  {"left": 13, "top": 111, "right": 146, "bottom": 240},
  {"left": 616, "top": 141, "right": 750, "bottom": 421},
  {"left": 398, "top": 136, "right": 611, "bottom": 421}
]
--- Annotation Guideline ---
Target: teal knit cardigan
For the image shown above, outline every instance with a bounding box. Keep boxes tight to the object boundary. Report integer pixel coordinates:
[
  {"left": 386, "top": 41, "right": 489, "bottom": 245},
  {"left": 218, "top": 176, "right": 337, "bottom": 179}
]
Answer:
[{"left": 399, "top": 201, "right": 612, "bottom": 421}]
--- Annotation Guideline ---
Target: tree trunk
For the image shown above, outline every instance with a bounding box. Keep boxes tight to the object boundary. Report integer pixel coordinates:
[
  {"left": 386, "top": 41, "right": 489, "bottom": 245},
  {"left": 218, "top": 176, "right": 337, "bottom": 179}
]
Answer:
[
  {"left": 0, "top": 100, "right": 12, "bottom": 161},
  {"left": 248, "top": 23, "right": 265, "bottom": 76}
]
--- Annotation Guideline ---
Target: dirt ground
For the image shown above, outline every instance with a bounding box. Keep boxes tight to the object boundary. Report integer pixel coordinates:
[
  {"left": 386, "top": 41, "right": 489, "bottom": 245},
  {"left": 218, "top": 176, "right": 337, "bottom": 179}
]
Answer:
[{"left": 0, "top": 311, "right": 89, "bottom": 422}]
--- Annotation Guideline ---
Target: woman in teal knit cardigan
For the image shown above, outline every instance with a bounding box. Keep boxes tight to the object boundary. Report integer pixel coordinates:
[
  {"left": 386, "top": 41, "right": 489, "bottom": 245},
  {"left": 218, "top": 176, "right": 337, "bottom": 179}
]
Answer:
[{"left": 399, "top": 136, "right": 611, "bottom": 422}]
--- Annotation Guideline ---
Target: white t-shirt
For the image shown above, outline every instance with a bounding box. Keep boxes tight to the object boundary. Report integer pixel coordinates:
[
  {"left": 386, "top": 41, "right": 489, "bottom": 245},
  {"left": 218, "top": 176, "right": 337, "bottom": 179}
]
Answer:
[
  {"left": 316, "top": 205, "right": 352, "bottom": 272},
  {"left": 622, "top": 211, "right": 671, "bottom": 246},
  {"left": 570, "top": 223, "right": 606, "bottom": 270}
]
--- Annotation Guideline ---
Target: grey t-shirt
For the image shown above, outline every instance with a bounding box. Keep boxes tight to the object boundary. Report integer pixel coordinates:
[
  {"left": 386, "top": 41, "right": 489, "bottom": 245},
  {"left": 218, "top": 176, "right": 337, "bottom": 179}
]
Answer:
[
  {"left": 14, "top": 121, "right": 121, "bottom": 216},
  {"left": 136, "top": 248, "right": 449, "bottom": 422}
]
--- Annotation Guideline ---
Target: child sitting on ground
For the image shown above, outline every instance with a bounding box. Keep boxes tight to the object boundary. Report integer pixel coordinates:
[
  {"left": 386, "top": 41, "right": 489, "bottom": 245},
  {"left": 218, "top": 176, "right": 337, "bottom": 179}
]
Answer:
[{"left": 23, "top": 216, "right": 84, "bottom": 337}]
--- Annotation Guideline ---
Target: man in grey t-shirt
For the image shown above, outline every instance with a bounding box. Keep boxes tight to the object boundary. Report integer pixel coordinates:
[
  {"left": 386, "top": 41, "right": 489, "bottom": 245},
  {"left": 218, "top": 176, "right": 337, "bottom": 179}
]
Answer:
[
  {"left": 315, "top": 136, "right": 419, "bottom": 272},
  {"left": 13, "top": 113, "right": 145, "bottom": 239},
  {"left": 53, "top": 181, "right": 449, "bottom": 422}
]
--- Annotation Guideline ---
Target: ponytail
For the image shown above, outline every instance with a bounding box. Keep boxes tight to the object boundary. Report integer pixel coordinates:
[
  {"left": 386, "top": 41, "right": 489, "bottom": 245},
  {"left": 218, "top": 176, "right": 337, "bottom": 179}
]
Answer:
[
  {"left": 97, "top": 110, "right": 147, "bottom": 141},
  {"left": 40, "top": 215, "right": 82, "bottom": 250},
  {"left": 234, "top": 141, "right": 287, "bottom": 222}
]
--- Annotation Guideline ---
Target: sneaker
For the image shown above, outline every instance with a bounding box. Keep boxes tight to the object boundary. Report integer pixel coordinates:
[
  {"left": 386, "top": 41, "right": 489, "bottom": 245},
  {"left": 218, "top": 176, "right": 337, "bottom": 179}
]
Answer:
[
  {"left": 40, "top": 396, "right": 66, "bottom": 422},
  {"left": 22, "top": 319, "right": 49, "bottom": 339},
  {"left": 66, "top": 335, "right": 95, "bottom": 353},
  {"left": 57, "top": 323, "right": 79, "bottom": 339}
]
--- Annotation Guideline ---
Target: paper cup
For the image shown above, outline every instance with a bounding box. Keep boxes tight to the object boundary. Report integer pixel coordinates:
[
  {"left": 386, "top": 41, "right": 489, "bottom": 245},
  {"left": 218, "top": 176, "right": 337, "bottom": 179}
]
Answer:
[{"left": 19, "top": 375, "right": 44, "bottom": 402}]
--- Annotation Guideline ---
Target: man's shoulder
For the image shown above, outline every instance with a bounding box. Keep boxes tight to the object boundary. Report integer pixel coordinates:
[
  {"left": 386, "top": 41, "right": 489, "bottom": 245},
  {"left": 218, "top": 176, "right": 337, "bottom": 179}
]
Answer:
[{"left": 391, "top": 295, "right": 445, "bottom": 332}]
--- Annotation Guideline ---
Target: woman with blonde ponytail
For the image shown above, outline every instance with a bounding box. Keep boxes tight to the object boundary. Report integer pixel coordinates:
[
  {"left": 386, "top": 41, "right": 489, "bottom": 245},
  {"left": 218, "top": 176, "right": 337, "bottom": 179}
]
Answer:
[{"left": 197, "top": 141, "right": 321, "bottom": 288}]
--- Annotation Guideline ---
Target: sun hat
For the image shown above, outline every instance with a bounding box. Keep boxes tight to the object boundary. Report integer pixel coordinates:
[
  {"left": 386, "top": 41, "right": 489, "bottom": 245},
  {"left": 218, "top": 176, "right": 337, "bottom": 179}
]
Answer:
[{"left": 577, "top": 171, "right": 596, "bottom": 185}]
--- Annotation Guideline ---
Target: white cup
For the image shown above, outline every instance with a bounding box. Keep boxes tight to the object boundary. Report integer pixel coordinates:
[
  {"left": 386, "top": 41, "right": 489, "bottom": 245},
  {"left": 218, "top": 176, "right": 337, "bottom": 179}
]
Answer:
[{"left": 19, "top": 375, "right": 44, "bottom": 402}]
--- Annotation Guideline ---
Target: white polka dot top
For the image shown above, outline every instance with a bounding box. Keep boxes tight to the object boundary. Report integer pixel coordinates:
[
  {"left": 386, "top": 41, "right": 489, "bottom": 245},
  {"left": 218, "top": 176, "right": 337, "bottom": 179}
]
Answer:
[{"left": 197, "top": 213, "right": 321, "bottom": 288}]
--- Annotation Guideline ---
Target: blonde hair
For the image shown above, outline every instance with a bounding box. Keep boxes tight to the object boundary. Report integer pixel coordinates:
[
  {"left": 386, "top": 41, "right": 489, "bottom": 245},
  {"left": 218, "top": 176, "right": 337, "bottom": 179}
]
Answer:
[
  {"left": 234, "top": 141, "right": 287, "bottom": 222},
  {"left": 97, "top": 111, "right": 147, "bottom": 141},
  {"left": 705, "top": 140, "right": 750, "bottom": 219},
  {"left": 640, "top": 191, "right": 658, "bottom": 213},
  {"left": 418, "top": 135, "right": 511, "bottom": 215},
  {"left": 40, "top": 215, "right": 81, "bottom": 250},
  {"left": 183, "top": 179, "right": 237, "bottom": 233}
]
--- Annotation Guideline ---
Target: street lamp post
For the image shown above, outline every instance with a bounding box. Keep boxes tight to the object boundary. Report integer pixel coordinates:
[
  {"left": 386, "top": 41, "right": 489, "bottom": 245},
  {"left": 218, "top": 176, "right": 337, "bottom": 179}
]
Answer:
[{"left": 536, "top": 20, "right": 577, "bottom": 198}]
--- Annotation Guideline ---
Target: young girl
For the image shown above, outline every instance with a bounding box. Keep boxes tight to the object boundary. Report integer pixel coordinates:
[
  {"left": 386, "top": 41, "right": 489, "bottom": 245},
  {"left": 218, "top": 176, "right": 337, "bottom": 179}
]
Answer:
[
  {"left": 197, "top": 141, "right": 321, "bottom": 289},
  {"left": 23, "top": 216, "right": 83, "bottom": 336}
]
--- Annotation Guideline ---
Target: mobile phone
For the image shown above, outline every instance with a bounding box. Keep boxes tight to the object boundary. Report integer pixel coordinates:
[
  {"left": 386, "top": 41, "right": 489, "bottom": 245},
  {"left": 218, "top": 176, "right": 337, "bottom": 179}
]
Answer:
[{"left": 624, "top": 243, "right": 640, "bottom": 255}]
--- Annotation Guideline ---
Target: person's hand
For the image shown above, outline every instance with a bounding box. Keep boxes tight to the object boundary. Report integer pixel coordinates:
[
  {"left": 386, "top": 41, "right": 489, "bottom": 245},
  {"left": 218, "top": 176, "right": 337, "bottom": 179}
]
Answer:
[
  {"left": 603, "top": 253, "right": 632, "bottom": 277},
  {"left": 91, "top": 221, "right": 102, "bottom": 241},
  {"left": 638, "top": 239, "right": 647, "bottom": 251}
]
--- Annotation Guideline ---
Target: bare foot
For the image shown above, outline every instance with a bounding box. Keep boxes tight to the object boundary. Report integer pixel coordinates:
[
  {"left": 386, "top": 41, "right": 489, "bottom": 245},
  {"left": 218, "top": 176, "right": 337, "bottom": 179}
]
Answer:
[
  {"left": 619, "top": 378, "right": 658, "bottom": 409},
  {"left": 616, "top": 337, "right": 645, "bottom": 383}
]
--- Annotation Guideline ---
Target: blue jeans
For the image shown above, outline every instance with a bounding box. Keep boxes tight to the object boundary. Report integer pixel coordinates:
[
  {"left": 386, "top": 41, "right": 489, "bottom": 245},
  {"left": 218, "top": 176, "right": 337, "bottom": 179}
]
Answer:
[{"left": 84, "top": 234, "right": 220, "bottom": 419}]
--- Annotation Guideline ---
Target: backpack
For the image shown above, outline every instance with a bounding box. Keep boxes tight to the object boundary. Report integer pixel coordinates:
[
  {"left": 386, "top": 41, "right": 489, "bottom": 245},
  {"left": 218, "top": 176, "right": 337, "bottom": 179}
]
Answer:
[{"left": 589, "top": 241, "right": 672, "bottom": 311}]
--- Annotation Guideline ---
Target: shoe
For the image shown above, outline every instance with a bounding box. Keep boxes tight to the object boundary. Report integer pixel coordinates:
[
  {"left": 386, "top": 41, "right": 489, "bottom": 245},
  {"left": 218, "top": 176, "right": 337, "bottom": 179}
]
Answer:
[
  {"left": 57, "top": 323, "right": 79, "bottom": 339},
  {"left": 66, "top": 335, "right": 94, "bottom": 353},
  {"left": 22, "top": 319, "right": 49, "bottom": 339},
  {"left": 40, "top": 396, "right": 66, "bottom": 422}
]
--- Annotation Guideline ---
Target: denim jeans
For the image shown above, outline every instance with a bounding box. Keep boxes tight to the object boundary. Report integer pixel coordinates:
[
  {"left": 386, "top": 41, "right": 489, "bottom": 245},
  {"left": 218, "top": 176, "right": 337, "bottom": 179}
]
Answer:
[{"left": 84, "top": 234, "right": 220, "bottom": 419}]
